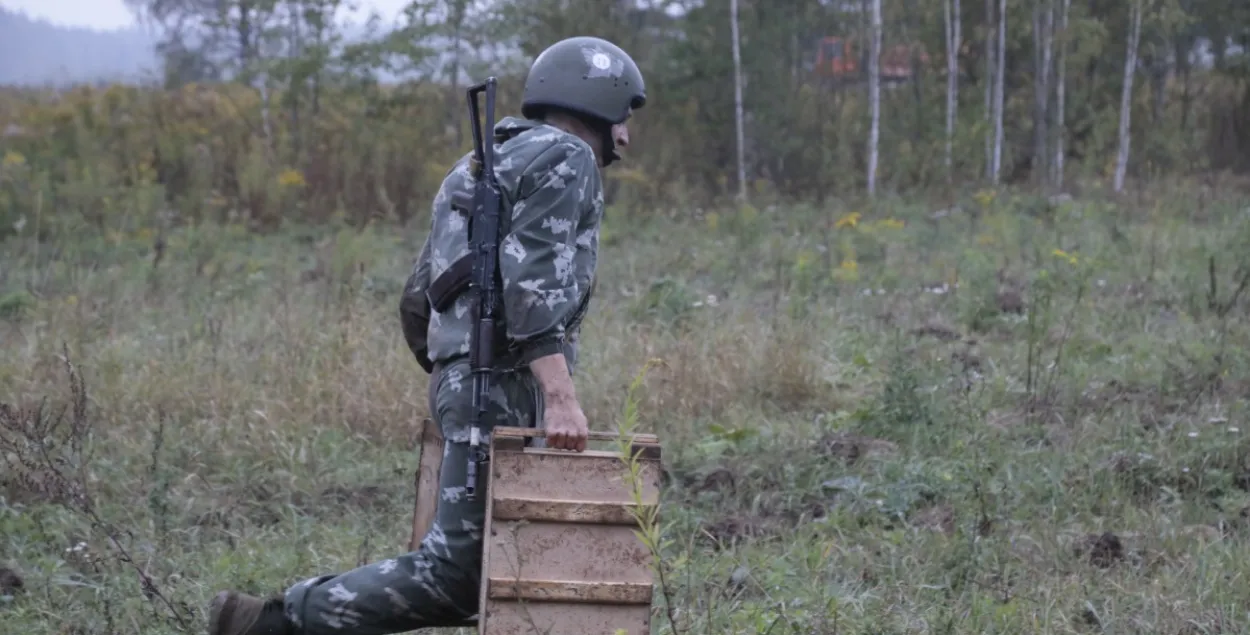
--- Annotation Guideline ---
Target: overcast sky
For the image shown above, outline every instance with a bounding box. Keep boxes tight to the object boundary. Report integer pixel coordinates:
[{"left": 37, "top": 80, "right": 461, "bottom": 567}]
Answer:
[{"left": 1, "top": 0, "right": 416, "bottom": 30}]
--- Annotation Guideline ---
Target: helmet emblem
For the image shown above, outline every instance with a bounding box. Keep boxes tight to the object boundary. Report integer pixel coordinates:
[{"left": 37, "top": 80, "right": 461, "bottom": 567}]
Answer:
[{"left": 581, "top": 46, "right": 623, "bottom": 78}]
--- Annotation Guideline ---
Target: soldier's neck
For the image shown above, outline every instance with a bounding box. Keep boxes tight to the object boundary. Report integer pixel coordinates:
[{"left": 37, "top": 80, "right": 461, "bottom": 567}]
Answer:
[{"left": 541, "top": 112, "right": 604, "bottom": 162}]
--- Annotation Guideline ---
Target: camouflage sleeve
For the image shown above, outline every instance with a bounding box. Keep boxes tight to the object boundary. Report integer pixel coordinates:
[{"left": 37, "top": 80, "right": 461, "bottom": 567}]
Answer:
[
  {"left": 399, "top": 233, "right": 435, "bottom": 373},
  {"left": 499, "top": 139, "right": 600, "bottom": 365}
]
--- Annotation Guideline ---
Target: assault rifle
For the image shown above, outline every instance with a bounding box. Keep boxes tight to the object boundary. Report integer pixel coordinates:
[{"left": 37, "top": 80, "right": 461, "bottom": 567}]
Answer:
[{"left": 463, "top": 77, "right": 502, "bottom": 501}]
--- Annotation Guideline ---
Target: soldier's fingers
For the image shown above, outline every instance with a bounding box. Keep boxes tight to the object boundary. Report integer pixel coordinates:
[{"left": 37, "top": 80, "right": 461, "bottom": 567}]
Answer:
[{"left": 548, "top": 431, "right": 568, "bottom": 450}]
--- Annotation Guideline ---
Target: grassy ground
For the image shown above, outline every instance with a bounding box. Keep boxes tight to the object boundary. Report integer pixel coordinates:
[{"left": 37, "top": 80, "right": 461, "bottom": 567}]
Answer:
[{"left": 3, "top": 182, "right": 1250, "bottom": 634}]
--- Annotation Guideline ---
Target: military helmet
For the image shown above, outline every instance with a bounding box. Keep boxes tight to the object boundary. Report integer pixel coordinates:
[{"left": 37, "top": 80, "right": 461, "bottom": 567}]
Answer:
[{"left": 521, "top": 36, "right": 646, "bottom": 126}]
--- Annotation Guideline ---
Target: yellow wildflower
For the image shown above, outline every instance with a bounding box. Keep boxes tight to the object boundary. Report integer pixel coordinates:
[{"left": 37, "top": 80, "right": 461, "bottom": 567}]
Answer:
[
  {"left": 2, "top": 151, "right": 25, "bottom": 167},
  {"left": 833, "top": 258, "right": 860, "bottom": 282},
  {"left": 738, "top": 203, "right": 758, "bottom": 224},
  {"left": 835, "top": 211, "right": 861, "bottom": 229},
  {"left": 795, "top": 249, "right": 815, "bottom": 273},
  {"left": 277, "top": 168, "right": 306, "bottom": 187},
  {"left": 1052, "top": 248, "right": 1078, "bottom": 265},
  {"left": 973, "top": 189, "right": 996, "bottom": 209}
]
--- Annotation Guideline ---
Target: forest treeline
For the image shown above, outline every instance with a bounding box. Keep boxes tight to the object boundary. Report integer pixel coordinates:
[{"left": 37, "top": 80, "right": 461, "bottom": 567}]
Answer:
[{"left": 1, "top": 0, "right": 1248, "bottom": 236}]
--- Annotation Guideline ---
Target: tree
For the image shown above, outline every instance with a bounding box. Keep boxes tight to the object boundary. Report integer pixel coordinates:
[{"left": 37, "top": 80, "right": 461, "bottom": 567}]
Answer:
[
  {"left": 944, "top": 0, "right": 962, "bottom": 181},
  {"left": 991, "top": 0, "right": 1006, "bottom": 184},
  {"left": 868, "top": 0, "right": 882, "bottom": 197},
  {"left": 731, "top": 0, "right": 747, "bottom": 202},
  {"left": 1114, "top": 0, "right": 1143, "bottom": 192}
]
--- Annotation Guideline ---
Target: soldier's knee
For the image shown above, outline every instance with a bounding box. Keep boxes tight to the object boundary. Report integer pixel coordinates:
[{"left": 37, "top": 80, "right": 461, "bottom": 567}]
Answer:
[{"left": 442, "top": 560, "right": 482, "bottom": 612}]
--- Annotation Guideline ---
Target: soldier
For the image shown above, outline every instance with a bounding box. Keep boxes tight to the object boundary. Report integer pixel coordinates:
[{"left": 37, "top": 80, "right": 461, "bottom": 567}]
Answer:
[{"left": 206, "top": 35, "right": 646, "bottom": 635}]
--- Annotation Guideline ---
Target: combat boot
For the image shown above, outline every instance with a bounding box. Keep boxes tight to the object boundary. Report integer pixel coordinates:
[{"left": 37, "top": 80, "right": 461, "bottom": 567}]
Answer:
[{"left": 208, "top": 591, "right": 294, "bottom": 635}]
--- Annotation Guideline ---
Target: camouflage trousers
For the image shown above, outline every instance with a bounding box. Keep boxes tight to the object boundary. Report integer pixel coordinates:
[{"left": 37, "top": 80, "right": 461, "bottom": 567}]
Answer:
[{"left": 283, "top": 357, "right": 544, "bottom": 634}]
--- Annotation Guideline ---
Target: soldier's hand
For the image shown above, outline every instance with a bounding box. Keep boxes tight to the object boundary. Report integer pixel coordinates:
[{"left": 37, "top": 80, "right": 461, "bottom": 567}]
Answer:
[{"left": 544, "top": 399, "right": 589, "bottom": 452}]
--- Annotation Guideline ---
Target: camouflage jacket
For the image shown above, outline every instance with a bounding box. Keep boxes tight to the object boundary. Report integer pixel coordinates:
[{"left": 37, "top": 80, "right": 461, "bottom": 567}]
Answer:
[{"left": 399, "top": 116, "right": 604, "bottom": 375}]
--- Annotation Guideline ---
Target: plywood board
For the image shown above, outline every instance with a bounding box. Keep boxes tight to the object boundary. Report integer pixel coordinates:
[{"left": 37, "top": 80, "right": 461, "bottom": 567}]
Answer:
[
  {"left": 409, "top": 417, "right": 444, "bottom": 552},
  {"left": 479, "top": 426, "right": 663, "bottom": 635}
]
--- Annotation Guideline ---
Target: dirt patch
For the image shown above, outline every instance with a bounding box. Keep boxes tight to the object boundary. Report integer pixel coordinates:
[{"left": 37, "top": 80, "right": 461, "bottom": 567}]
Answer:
[
  {"left": 1077, "top": 380, "right": 1180, "bottom": 425},
  {"left": 782, "top": 496, "right": 829, "bottom": 524},
  {"left": 698, "top": 514, "right": 774, "bottom": 549},
  {"left": 287, "top": 484, "right": 395, "bottom": 520},
  {"left": 690, "top": 467, "right": 737, "bottom": 496},
  {"left": 0, "top": 567, "right": 23, "bottom": 596},
  {"left": 699, "top": 491, "right": 831, "bottom": 549},
  {"left": 1074, "top": 531, "right": 1125, "bottom": 568},
  {"left": 912, "top": 318, "right": 961, "bottom": 341},
  {"left": 1175, "top": 609, "right": 1234, "bottom": 635},
  {"left": 819, "top": 431, "right": 898, "bottom": 465},
  {"left": 995, "top": 287, "right": 1025, "bottom": 314},
  {"left": 910, "top": 504, "right": 956, "bottom": 534},
  {"left": 317, "top": 484, "right": 390, "bottom": 510}
]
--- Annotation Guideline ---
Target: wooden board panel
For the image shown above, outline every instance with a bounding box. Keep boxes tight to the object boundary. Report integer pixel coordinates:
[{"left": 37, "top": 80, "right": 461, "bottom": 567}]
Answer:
[
  {"left": 486, "top": 579, "right": 653, "bottom": 605},
  {"left": 490, "top": 449, "right": 662, "bottom": 507},
  {"left": 491, "top": 498, "right": 654, "bottom": 525},
  {"left": 479, "top": 426, "right": 663, "bottom": 635},
  {"left": 492, "top": 426, "right": 659, "bottom": 445},
  {"left": 482, "top": 601, "right": 651, "bottom": 635},
  {"left": 408, "top": 417, "right": 444, "bottom": 551},
  {"left": 485, "top": 520, "right": 655, "bottom": 586}
]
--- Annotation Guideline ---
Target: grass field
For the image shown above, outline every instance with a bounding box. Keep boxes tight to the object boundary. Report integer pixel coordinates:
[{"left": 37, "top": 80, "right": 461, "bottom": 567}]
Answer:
[{"left": 4, "top": 181, "right": 1250, "bottom": 634}]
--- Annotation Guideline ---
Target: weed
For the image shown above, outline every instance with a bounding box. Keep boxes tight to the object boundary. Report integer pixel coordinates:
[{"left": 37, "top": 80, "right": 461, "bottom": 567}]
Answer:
[{"left": 4, "top": 185, "right": 1250, "bottom": 633}]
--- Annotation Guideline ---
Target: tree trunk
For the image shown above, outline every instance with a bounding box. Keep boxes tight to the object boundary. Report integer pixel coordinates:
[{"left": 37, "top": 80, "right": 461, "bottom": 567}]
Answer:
[
  {"left": 984, "top": 0, "right": 995, "bottom": 180},
  {"left": 449, "top": 0, "right": 471, "bottom": 150},
  {"left": 730, "top": 0, "right": 747, "bottom": 201},
  {"left": 1114, "top": 0, "right": 1143, "bottom": 193},
  {"left": 1053, "top": 0, "right": 1070, "bottom": 189},
  {"left": 992, "top": 0, "right": 1006, "bottom": 184},
  {"left": 945, "top": 0, "right": 962, "bottom": 181},
  {"left": 868, "top": 0, "right": 882, "bottom": 197},
  {"left": 1032, "top": 0, "right": 1054, "bottom": 188}
]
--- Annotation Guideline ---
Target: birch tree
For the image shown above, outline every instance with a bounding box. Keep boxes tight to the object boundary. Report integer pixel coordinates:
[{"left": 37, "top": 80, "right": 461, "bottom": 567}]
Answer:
[
  {"left": 991, "top": 0, "right": 1006, "bottom": 184},
  {"left": 944, "top": 0, "right": 962, "bottom": 181},
  {"left": 868, "top": 0, "right": 882, "bottom": 197},
  {"left": 730, "top": 0, "right": 747, "bottom": 202},
  {"left": 1053, "top": 0, "right": 1070, "bottom": 189},
  {"left": 1114, "top": 0, "right": 1144, "bottom": 192},
  {"left": 1032, "top": 0, "right": 1054, "bottom": 187},
  {"left": 984, "top": 0, "right": 995, "bottom": 180}
]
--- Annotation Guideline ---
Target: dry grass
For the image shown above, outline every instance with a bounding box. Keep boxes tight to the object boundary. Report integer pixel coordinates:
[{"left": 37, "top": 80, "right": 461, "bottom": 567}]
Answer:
[{"left": 4, "top": 181, "right": 1250, "bottom": 634}]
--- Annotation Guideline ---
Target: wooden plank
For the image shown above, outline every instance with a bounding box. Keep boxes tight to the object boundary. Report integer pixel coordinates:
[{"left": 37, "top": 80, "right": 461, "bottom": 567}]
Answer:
[
  {"left": 486, "top": 579, "right": 653, "bottom": 605},
  {"left": 480, "top": 428, "right": 663, "bottom": 635},
  {"left": 482, "top": 602, "right": 651, "bottom": 635},
  {"left": 490, "top": 450, "right": 662, "bottom": 507},
  {"left": 486, "top": 520, "right": 654, "bottom": 586},
  {"left": 493, "top": 425, "right": 659, "bottom": 446},
  {"left": 408, "top": 418, "right": 444, "bottom": 552},
  {"left": 491, "top": 497, "right": 654, "bottom": 525}
]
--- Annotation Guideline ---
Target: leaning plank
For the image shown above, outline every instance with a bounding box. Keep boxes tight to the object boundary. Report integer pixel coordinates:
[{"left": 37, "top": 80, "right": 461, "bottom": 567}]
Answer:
[{"left": 408, "top": 417, "right": 444, "bottom": 552}]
